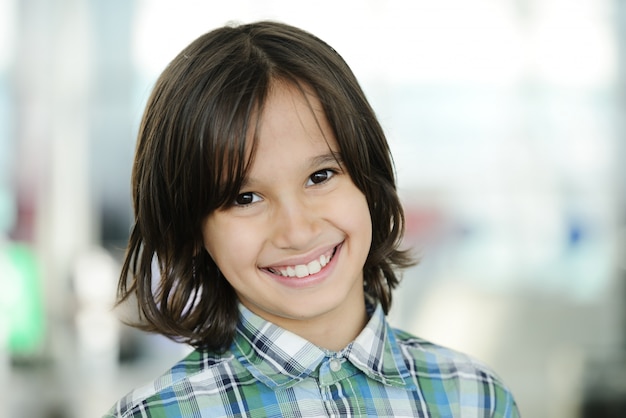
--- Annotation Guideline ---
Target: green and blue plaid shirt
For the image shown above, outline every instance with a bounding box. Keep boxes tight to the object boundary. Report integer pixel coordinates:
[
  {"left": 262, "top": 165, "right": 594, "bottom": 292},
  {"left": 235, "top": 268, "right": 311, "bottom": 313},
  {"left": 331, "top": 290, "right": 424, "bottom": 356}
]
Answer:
[{"left": 105, "top": 303, "right": 519, "bottom": 417}]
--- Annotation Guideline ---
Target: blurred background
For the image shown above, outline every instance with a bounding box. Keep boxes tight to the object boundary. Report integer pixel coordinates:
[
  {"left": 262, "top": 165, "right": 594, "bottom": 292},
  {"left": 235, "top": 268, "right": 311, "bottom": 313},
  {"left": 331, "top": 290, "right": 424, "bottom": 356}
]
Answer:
[{"left": 1, "top": 0, "right": 625, "bottom": 416}]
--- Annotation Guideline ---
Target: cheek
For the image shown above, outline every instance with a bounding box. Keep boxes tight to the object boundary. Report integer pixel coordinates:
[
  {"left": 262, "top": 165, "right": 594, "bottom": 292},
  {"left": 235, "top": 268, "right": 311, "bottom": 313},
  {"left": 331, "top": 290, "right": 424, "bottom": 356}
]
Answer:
[
  {"left": 202, "top": 217, "right": 232, "bottom": 265},
  {"left": 333, "top": 188, "right": 372, "bottom": 241},
  {"left": 202, "top": 216, "right": 261, "bottom": 273},
  {"left": 348, "top": 189, "right": 371, "bottom": 223}
]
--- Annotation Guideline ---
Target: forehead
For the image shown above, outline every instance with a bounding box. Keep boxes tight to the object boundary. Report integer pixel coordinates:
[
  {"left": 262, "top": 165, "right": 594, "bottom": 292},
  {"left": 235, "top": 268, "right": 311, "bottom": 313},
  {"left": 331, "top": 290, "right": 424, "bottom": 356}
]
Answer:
[
  {"left": 260, "top": 82, "right": 334, "bottom": 139},
  {"left": 248, "top": 81, "right": 338, "bottom": 156},
  {"left": 211, "top": 80, "right": 343, "bottom": 208},
  {"left": 237, "top": 82, "right": 338, "bottom": 182}
]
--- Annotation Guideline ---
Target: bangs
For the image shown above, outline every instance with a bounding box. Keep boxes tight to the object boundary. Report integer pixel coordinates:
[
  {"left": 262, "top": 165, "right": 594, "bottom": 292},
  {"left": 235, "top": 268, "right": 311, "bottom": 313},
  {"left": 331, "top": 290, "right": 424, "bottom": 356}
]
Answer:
[
  {"left": 202, "top": 94, "right": 262, "bottom": 212},
  {"left": 192, "top": 66, "right": 271, "bottom": 214},
  {"left": 205, "top": 77, "right": 324, "bottom": 212}
]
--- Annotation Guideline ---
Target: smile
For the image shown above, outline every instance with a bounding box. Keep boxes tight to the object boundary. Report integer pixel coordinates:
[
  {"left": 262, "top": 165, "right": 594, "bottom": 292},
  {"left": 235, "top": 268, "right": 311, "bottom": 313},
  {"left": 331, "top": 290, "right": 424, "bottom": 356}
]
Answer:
[{"left": 265, "top": 246, "right": 338, "bottom": 278}]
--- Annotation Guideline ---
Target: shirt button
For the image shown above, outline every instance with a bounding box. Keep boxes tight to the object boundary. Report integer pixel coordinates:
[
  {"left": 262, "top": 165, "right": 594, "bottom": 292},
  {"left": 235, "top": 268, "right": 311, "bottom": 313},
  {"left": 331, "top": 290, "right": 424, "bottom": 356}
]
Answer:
[{"left": 329, "top": 358, "right": 341, "bottom": 372}]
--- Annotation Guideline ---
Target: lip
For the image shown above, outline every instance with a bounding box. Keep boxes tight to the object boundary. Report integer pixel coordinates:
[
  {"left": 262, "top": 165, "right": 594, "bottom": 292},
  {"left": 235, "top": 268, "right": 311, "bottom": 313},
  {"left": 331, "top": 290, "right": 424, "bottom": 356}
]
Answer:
[
  {"left": 261, "top": 243, "right": 339, "bottom": 270},
  {"left": 261, "top": 242, "right": 343, "bottom": 289}
]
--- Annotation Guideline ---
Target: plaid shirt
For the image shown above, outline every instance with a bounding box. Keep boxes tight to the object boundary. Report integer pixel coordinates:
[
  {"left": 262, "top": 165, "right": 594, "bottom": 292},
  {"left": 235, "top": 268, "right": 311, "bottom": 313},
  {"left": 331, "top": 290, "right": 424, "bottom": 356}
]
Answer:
[{"left": 105, "top": 304, "right": 519, "bottom": 417}]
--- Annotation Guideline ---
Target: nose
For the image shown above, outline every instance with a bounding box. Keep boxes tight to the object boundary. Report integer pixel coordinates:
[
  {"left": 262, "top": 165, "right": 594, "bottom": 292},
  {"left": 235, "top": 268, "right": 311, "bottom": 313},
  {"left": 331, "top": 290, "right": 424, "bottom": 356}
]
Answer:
[{"left": 270, "top": 196, "right": 320, "bottom": 250}]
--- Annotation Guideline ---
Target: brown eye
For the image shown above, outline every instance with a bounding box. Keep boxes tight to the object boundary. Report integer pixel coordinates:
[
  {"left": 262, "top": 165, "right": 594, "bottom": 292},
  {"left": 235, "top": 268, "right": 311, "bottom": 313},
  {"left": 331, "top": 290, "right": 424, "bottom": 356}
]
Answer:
[
  {"left": 307, "top": 169, "right": 335, "bottom": 186},
  {"left": 234, "top": 192, "right": 260, "bottom": 206}
]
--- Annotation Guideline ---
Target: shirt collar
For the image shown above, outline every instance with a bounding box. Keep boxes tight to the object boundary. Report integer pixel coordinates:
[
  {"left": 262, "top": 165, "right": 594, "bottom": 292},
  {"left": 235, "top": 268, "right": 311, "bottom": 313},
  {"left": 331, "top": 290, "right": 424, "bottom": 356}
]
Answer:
[{"left": 231, "top": 303, "right": 415, "bottom": 391}]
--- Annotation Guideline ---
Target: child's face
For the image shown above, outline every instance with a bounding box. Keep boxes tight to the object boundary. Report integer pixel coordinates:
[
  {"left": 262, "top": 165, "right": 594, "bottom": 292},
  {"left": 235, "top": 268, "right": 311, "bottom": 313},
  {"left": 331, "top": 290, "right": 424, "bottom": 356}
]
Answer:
[{"left": 202, "top": 82, "right": 372, "bottom": 338}]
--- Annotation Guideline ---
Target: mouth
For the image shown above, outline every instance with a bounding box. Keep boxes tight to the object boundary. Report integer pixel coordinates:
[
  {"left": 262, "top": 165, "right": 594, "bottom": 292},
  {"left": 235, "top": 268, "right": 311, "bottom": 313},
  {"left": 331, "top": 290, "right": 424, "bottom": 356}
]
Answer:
[{"left": 263, "top": 245, "right": 339, "bottom": 279}]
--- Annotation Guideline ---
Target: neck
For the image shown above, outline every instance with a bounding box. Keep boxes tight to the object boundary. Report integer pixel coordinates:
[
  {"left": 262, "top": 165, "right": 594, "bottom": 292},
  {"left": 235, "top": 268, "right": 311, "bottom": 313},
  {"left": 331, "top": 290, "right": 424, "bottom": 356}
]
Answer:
[
  {"left": 287, "top": 302, "right": 368, "bottom": 351},
  {"left": 241, "top": 292, "right": 369, "bottom": 352}
]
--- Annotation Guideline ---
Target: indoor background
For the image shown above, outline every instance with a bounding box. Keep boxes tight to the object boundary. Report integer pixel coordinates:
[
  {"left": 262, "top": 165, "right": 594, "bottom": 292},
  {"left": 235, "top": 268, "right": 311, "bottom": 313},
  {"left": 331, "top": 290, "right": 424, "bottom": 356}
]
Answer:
[{"left": 0, "top": 0, "right": 625, "bottom": 417}]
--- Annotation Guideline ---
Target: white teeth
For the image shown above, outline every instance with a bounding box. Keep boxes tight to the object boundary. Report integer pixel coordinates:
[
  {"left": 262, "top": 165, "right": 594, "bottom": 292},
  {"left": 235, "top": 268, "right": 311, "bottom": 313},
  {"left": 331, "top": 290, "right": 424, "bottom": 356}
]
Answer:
[
  {"left": 307, "top": 260, "right": 321, "bottom": 274},
  {"left": 295, "top": 265, "right": 308, "bottom": 278},
  {"left": 270, "top": 251, "right": 333, "bottom": 278}
]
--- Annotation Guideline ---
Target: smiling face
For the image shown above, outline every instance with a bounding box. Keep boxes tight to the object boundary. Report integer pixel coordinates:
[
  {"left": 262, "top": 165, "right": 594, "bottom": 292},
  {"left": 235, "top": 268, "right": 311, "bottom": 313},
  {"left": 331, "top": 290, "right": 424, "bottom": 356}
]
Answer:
[{"left": 201, "top": 82, "right": 372, "bottom": 348}]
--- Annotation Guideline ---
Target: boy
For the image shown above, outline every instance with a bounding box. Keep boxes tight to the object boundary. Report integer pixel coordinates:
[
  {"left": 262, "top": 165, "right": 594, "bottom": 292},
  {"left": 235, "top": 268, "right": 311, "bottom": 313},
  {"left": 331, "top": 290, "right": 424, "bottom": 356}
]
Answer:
[{"left": 106, "top": 21, "right": 519, "bottom": 417}]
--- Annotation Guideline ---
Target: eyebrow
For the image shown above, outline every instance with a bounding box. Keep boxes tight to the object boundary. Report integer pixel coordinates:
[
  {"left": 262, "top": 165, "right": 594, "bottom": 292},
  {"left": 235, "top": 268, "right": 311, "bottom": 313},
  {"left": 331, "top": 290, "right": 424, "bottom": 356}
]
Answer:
[
  {"left": 240, "top": 151, "right": 344, "bottom": 190},
  {"left": 310, "top": 151, "right": 343, "bottom": 169}
]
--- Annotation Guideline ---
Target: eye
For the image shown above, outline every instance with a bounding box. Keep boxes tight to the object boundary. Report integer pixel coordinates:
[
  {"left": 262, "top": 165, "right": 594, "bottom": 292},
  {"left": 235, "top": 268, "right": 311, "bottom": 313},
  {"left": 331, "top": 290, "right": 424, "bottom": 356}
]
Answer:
[
  {"left": 233, "top": 192, "right": 262, "bottom": 206},
  {"left": 306, "top": 169, "right": 336, "bottom": 186}
]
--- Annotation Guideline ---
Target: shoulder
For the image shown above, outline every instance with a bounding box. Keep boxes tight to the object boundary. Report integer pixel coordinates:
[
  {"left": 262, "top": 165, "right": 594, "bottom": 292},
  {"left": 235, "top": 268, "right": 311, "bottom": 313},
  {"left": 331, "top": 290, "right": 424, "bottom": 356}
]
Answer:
[
  {"left": 393, "top": 327, "right": 491, "bottom": 373},
  {"left": 105, "top": 348, "right": 240, "bottom": 418},
  {"left": 391, "top": 328, "right": 519, "bottom": 416}
]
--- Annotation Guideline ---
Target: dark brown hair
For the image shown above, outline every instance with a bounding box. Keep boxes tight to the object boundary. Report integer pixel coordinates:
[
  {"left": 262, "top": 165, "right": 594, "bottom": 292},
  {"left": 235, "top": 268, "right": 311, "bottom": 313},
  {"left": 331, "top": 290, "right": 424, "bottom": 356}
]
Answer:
[{"left": 118, "top": 21, "right": 414, "bottom": 351}]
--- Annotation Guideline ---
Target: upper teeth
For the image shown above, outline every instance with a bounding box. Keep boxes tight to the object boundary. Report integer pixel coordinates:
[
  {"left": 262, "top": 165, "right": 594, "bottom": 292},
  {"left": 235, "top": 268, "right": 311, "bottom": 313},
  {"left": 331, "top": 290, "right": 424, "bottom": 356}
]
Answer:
[{"left": 272, "top": 253, "right": 332, "bottom": 278}]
